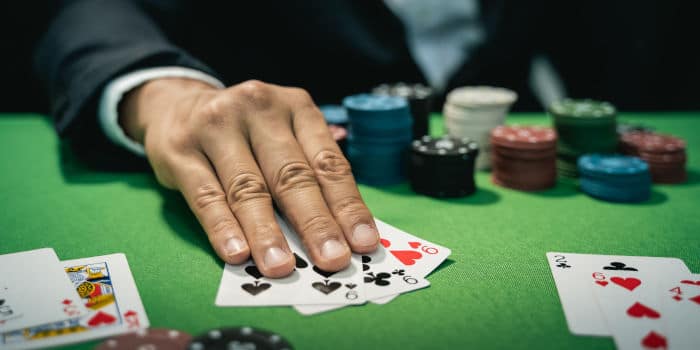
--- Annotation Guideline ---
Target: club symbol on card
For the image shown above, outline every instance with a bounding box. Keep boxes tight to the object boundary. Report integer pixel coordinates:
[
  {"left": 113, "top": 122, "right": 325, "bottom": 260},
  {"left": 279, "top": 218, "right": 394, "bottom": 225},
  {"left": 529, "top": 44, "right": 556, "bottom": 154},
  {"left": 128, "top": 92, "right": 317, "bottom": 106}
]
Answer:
[
  {"left": 611, "top": 277, "right": 641, "bottom": 291},
  {"left": 556, "top": 262, "right": 571, "bottom": 269},
  {"left": 603, "top": 262, "right": 638, "bottom": 271},
  {"left": 627, "top": 302, "right": 660, "bottom": 319},
  {"left": 362, "top": 256, "right": 371, "bottom": 271},
  {"left": 245, "top": 265, "right": 264, "bottom": 280},
  {"left": 294, "top": 253, "right": 308, "bottom": 269},
  {"left": 312, "top": 280, "right": 341, "bottom": 295},
  {"left": 365, "top": 272, "right": 391, "bottom": 286},
  {"left": 313, "top": 266, "right": 337, "bottom": 278},
  {"left": 641, "top": 331, "right": 667, "bottom": 349},
  {"left": 392, "top": 269, "right": 405, "bottom": 276},
  {"left": 241, "top": 281, "right": 271, "bottom": 296}
]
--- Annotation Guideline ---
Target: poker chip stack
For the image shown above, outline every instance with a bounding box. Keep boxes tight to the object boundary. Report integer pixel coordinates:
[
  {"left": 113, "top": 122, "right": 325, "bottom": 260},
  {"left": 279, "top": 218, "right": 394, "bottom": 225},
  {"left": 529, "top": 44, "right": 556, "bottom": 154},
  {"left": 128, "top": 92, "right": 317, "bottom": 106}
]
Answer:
[
  {"left": 619, "top": 131, "right": 687, "bottom": 184},
  {"left": 577, "top": 154, "right": 652, "bottom": 203},
  {"left": 96, "top": 328, "right": 192, "bottom": 350},
  {"left": 373, "top": 82, "right": 434, "bottom": 139},
  {"left": 188, "top": 327, "right": 292, "bottom": 350},
  {"left": 443, "top": 86, "right": 518, "bottom": 170},
  {"left": 490, "top": 126, "right": 558, "bottom": 191},
  {"left": 343, "top": 94, "right": 413, "bottom": 185},
  {"left": 549, "top": 99, "right": 618, "bottom": 178},
  {"left": 408, "top": 135, "right": 479, "bottom": 198}
]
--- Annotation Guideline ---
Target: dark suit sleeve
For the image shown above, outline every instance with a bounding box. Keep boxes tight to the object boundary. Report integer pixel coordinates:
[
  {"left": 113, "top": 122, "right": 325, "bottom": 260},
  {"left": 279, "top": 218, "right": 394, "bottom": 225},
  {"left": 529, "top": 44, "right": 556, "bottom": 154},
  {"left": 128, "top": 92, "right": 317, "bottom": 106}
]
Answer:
[{"left": 34, "top": 0, "right": 218, "bottom": 165}]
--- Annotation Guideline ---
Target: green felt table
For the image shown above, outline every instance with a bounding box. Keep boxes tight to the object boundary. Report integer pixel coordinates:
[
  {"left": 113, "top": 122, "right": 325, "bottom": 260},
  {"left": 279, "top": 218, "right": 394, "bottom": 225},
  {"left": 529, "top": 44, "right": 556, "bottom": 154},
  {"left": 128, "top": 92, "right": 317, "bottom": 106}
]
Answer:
[{"left": 1, "top": 112, "right": 699, "bottom": 350}]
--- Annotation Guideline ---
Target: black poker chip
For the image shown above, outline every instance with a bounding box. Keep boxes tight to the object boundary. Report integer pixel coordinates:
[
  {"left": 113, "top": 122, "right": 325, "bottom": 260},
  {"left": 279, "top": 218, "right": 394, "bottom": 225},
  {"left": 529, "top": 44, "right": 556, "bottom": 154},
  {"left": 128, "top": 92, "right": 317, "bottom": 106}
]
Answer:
[
  {"left": 409, "top": 136, "right": 479, "bottom": 198},
  {"left": 373, "top": 82, "right": 434, "bottom": 139},
  {"left": 188, "top": 327, "right": 293, "bottom": 350}
]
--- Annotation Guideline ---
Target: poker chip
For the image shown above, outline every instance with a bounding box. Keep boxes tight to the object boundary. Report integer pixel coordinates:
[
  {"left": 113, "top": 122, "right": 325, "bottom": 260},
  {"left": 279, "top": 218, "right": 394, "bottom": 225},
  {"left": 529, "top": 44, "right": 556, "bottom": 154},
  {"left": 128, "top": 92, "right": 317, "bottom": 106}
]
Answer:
[
  {"left": 96, "top": 328, "right": 192, "bottom": 350},
  {"left": 373, "top": 82, "right": 434, "bottom": 139},
  {"left": 549, "top": 99, "right": 619, "bottom": 178},
  {"left": 443, "top": 86, "right": 517, "bottom": 170},
  {"left": 577, "top": 154, "right": 652, "bottom": 203},
  {"left": 408, "top": 136, "right": 479, "bottom": 197},
  {"left": 490, "top": 126, "right": 558, "bottom": 191},
  {"left": 319, "top": 104, "right": 349, "bottom": 126},
  {"left": 343, "top": 93, "right": 413, "bottom": 185},
  {"left": 188, "top": 327, "right": 292, "bottom": 350},
  {"left": 619, "top": 131, "right": 687, "bottom": 184},
  {"left": 327, "top": 124, "right": 348, "bottom": 155}
]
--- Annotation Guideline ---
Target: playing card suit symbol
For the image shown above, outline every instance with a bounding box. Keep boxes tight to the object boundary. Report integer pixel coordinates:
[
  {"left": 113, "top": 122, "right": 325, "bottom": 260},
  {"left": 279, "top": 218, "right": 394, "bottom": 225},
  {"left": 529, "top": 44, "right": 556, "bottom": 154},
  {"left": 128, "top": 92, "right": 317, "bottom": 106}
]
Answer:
[
  {"left": 312, "top": 281, "right": 342, "bottom": 295},
  {"left": 603, "top": 262, "right": 638, "bottom": 271},
  {"left": 640, "top": 331, "right": 667, "bottom": 349},
  {"left": 690, "top": 295, "right": 700, "bottom": 305},
  {"left": 610, "top": 277, "right": 641, "bottom": 291},
  {"left": 672, "top": 295, "right": 682, "bottom": 301},
  {"left": 626, "top": 302, "right": 660, "bottom": 319},
  {"left": 408, "top": 241, "right": 421, "bottom": 249},
  {"left": 313, "top": 266, "right": 337, "bottom": 278},
  {"left": 87, "top": 311, "right": 117, "bottom": 327},
  {"left": 294, "top": 253, "right": 308, "bottom": 269},
  {"left": 595, "top": 281, "right": 608, "bottom": 287},
  {"left": 0, "top": 299, "right": 4, "bottom": 306},
  {"left": 380, "top": 238, "right": 390, "bottom": 248},
  {"left": 245, "top": 265, "right": 264, "bottom": 280},
  {"left": 241, "top": 281, "right": 271, "bottom": 296},
  {"left": 681, "top": 280, "right": 700, "bottom": 286},
  {"left": 345, "top": 283, "right": 357, "bottom": 289},
  {"left": 390, "top": 250, "right": 422, "bottom": 266},
  {"left": 62, "top": 299, "right": 73, "bottom": 305}
]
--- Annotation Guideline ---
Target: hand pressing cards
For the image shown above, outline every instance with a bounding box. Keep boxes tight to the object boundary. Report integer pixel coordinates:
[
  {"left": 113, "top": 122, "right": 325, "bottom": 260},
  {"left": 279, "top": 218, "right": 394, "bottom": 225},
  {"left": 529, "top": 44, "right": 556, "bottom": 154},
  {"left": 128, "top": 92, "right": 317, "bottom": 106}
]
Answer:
[
  {"left": 0, "top": 250, "right": 149, "bottom": 350},
  {"left": 216, "top": 215, "right": 451, "bottom": 315},
  {"left": 547, "top": 252, "right": 699, "bottom": 350}
]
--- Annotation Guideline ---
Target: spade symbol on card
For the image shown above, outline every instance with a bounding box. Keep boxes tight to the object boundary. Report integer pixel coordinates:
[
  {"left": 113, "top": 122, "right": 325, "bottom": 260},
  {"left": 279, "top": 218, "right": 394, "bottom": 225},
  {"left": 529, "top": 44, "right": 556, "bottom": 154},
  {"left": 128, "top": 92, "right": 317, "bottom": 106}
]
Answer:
[
  {"left": 294, "top": 253, "right": 308, "bottom": 269},
  {"left": 245, "top": 265, "right": 264, "bottom": 280},
  {"left": 603, "top": 262, "right": 638, "bottom": 271},
  {"left": 313, "top": 266, "right": 337, "bottom": 278},
  {"left": 390, "top": 250, "right": 422, "bottom": 266},
  {"left": 345, "top": 283, "right": 357, "bottom": 289},
  {"left": 362, "top": 256, "right": 371, "bottom": 271},
  {"left": 312, "top": 280, "right": 341, "bottom": 295},
  {"left": 87, "top": 311, "right": 117, "bottom": 327},
  {"left": 241, "top": 281, "right": 271, "bottom": 296}
]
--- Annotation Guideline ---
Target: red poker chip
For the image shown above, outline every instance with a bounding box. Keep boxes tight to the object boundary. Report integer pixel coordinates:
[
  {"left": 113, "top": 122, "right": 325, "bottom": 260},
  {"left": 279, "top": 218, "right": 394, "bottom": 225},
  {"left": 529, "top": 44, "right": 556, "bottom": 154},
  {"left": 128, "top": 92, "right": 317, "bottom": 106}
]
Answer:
[
  {"left": 620, "top": 132, "right": 686, "bottom": 154},
  {"left": 96, "top": 328, "right": 192, "bottom": 350},
  {"left": 490, "top": 126, "right": 557, "bottom": 150}
]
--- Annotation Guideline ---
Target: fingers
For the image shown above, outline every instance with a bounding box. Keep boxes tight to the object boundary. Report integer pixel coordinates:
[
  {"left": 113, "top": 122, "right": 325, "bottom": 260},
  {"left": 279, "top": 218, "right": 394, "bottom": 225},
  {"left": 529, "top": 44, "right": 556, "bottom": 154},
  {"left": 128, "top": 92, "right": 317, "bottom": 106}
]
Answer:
[
  {"left": 246, "top": 109, "right": 352, "bottom": 272},
  {"left": 171, "top": 154, "right": 250, "bottom": 265},
  {"left": 198, "top": 130, "right": 296, "bottom": 278},
  {"left": 288, "top": 91, "right": 380, "bottom": 253}
]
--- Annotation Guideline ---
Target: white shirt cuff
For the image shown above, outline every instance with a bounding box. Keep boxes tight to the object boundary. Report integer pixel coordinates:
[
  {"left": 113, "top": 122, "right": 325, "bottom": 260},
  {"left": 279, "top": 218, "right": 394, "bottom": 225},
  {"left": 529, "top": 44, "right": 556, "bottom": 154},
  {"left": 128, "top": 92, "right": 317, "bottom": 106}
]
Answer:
[{"left": 98, "top": 67, "right": 225, "bottom": 156}]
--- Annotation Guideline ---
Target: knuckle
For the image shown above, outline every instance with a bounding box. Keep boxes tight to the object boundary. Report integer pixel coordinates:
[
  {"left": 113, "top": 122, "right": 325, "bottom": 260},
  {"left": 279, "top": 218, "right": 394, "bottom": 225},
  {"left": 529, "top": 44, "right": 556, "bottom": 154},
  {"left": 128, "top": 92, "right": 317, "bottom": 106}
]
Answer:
[
  {"left": 196, "top": 96, "right": 239, "bottom": 129},
  {"left": 234, "top": 80, "right": 274, "bottom": 110},
  {"left": 210, "top": 216, "right": 239, "bottom": 237},
  {"left": 332, "top": 196, "right": 369, "bottom": 222},
  {"left": 273, "top": 161, "right": 318, "bottom": 195},
  {"left": 193, "top": 183, "right": 227, "bottom": 211},
  {"left": 299, "top": 215, "right": 338, "bottom": 240},
  {"left": 288, "top": 87, "right": 314, "bottom": 106},
  {"left": 313, "top": 150, "right": 352, "bottom": 181},
  {"left": 225, "top": 171, "right": 271, "bottom": 208}
]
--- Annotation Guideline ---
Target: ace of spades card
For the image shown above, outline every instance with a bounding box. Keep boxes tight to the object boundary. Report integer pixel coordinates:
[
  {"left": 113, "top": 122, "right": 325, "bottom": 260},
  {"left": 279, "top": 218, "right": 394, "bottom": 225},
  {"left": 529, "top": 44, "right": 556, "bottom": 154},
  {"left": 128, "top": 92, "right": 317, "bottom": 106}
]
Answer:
[{"left": 215, "top": 213, "right": 365, "bottom": 307}]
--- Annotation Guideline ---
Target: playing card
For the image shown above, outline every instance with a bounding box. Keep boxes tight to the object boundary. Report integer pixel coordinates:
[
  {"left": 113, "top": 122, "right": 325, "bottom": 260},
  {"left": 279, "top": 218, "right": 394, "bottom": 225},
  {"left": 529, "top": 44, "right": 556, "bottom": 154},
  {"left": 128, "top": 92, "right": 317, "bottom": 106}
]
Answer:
[
  {"left": 215, "top": 213, "right": 366, "bottom": 306},
  {"left": 591, "top": 259, "right": 676, "bottom": 350},
  {"left": 0, "top": 249, "right": 87, "bottom": 333},
  {"left": 546, "top": 252, "right": 689, "bottom": 336},
  {"left": 660, "top": 273, "right": 700, "bottom": 349},
  {"left": 294, "top": 218, "right": 446, "bottom": 315},
  {"left": 0, "top": 253, "right": 149, "bottom": 350}
]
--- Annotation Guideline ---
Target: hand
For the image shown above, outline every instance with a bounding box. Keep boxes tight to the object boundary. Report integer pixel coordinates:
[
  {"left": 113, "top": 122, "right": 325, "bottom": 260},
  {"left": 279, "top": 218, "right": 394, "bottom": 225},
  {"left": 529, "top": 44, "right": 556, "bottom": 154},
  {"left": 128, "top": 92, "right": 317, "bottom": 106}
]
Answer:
[{"left": 119, "top": 79, "right": 379, "bottom": 277}]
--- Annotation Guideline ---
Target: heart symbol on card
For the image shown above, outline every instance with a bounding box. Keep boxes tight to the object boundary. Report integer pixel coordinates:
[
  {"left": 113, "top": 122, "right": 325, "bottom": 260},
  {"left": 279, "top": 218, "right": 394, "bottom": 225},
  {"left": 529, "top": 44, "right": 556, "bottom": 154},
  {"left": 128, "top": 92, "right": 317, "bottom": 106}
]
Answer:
[
  {"left": 627, "top": 302, "right": 660, "bottom": 319},
  {"left": 690, "top": 295, "right": 700, "bottom": 305},
  {"left": 390, "top": 250, "right": 422, "bottom": 266},
  {"left": 241, "top": 281, "right": 271, "bottom": 296},
  {"left": 380, "top": 239, "right": 390, "bottom": 248},
  {"left": 313, "top": 266, "right": 337, "bottom": 278},
  {"left": 245, "top": 266, "right": 264, "bottom": 280},
  {"left": 87, "top": 311, "right": 117, "bottom": 327},
  {"left": 408, "top": 242, "right": 421, "bottom": 249},
  {"left": 641, "top": 331, "right": 667, "bottom": 349},
  {"left": 595, "top": 281, "right": 608, "bottom": 287},
  {"left": 681, "top": 280, "right": 700, "bottom": 286},
  {"left": 611, "top": 277, "right": 641, "bottom": 291},
  {"left": 312, "top": 281, "right": 341, "bottom": 295}
]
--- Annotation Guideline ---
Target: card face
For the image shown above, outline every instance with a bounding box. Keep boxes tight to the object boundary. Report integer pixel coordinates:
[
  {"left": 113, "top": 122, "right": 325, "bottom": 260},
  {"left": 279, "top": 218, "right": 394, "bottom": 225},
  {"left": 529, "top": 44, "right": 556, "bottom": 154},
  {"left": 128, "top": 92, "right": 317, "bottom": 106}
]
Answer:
[
  {"left": 215, "top": 214, "right": 366, "bottom": 307},
  {"left": 0, "top": 253, "right": 149, "bottom": 350},
  {"left": 0, "top": 249, "right": 87, "bottom": 333},
  {"left": 660, "top": 274, "right": 700, "bottom": 350},
  {"left": 546, "top": 252, "right": 689, "bottom": 336}
]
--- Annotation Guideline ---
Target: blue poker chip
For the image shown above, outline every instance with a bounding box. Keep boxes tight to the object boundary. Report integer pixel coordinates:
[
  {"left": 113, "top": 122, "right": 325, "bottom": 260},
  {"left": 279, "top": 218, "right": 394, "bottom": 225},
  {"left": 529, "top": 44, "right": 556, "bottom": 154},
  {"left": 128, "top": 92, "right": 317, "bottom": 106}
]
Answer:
[
  {"left": 318, "top": 104, "right": 349, "bottom": 125},
  {"left": 580, "top": 177, "right": 650, "bottom": 203},
  {"left": 343, "top": 93, "right": 408, "bottom": 111},
  {"left": 577, "top": 154, "right": 649, "bottom": 177}
]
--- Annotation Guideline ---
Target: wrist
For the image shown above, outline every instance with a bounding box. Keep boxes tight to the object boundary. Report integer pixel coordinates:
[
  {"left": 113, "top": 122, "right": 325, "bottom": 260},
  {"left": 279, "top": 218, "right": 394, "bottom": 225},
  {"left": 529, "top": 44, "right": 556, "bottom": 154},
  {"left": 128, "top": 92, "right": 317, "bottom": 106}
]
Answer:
[{"left": 119, "top": 78, "right": 217, "bottom": 144}]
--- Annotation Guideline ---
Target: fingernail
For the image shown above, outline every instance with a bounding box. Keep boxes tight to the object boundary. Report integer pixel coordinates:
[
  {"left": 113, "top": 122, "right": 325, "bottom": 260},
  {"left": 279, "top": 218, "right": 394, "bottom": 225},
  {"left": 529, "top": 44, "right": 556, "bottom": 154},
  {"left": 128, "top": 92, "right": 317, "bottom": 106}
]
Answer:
[
  {"left": 224, "top": 237, "right": 246, "bottom": 256},
  {"left": 353, "top": 224, "right": 378, "bottom": 246},
  {"left": 264, "top": 247, "right": 289, "bottom": 268},
  {"left": 321, "top": 239, "right": 346, "bottom": 260}
]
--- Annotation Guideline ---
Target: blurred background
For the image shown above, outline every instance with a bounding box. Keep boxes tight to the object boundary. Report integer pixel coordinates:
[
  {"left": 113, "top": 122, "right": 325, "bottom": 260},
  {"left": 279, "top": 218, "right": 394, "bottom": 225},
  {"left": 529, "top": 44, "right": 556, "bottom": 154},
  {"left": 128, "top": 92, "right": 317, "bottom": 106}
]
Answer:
[{"left": 1, "top": 1, "right": 698, "bottom": 113}]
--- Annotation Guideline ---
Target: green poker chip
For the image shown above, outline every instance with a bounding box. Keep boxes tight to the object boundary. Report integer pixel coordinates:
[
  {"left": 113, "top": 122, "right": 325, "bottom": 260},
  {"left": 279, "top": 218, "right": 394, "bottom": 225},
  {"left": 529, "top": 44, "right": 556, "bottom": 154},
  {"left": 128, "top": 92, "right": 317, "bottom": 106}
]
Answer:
[{"left": 548, "top": 99, "right": 616, "bottom": 121}]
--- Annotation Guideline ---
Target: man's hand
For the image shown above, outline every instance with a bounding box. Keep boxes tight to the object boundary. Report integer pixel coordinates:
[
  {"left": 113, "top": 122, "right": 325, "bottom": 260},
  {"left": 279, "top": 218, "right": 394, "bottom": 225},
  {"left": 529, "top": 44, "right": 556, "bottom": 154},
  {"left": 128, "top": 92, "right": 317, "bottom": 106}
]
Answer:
[{"left": 119, "top": 78, "right": 379, "bottom": 277}]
